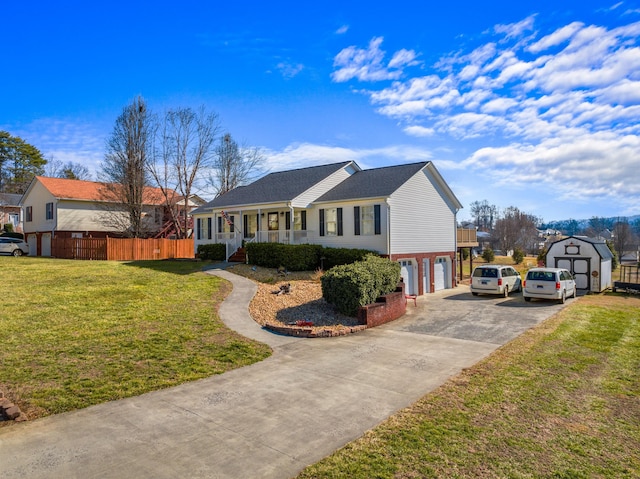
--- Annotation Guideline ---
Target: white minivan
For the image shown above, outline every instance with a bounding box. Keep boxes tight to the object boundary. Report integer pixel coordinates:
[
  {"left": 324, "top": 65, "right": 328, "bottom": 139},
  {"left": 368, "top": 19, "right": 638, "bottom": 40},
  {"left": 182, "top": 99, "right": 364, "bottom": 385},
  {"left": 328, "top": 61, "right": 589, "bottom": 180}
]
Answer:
[
  {"left": 523, "top": 267, "right": 577, "bottom": 304},
  {"left": 470, "top": 265, "right": 521, "bottom": 297}
]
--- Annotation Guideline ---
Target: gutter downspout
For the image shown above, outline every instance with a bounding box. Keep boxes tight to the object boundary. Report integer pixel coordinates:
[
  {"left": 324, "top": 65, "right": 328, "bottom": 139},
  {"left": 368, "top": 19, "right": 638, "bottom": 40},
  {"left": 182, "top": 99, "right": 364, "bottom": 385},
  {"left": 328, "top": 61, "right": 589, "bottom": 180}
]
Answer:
[{"left": 385, "top": 198, "right": 391, "bottom": 257}]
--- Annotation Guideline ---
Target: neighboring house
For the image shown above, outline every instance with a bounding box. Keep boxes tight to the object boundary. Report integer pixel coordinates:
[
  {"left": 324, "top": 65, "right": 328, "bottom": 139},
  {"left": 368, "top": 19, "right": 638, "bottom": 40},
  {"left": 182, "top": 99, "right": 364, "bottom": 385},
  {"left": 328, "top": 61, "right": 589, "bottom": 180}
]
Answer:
[
  {"left": 20, "top": 176, "right": 176, "bottom": 256},
  {"left": 192, "top": 161, "right": 463, "bottom": 295},
  {"left": 154, "top": 194, "right": 208, "bottom": 239},
  {"left": 545, "top": 235, "right": 613, "bottom": 292},
  {"left": 0, "top": 193, "right": 23, "bottom": 233}
]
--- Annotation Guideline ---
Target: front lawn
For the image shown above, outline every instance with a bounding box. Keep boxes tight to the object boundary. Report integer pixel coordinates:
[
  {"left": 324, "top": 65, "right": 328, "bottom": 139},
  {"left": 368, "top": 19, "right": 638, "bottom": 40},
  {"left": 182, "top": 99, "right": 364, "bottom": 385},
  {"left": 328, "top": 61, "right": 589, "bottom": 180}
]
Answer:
[
  {"left": 0, "top": 257, "right": 271, "bottom": 421},
  {"left": 298, "top": 293, "right": 640, "bottom": 478}
]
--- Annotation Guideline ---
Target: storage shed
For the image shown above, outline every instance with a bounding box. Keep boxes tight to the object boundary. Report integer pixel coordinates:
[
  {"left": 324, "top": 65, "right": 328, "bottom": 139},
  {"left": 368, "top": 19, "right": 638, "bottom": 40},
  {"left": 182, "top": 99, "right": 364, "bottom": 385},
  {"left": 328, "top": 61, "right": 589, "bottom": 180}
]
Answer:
[{"left": 545, "top": 236, "right": 613, "bottom": 292}]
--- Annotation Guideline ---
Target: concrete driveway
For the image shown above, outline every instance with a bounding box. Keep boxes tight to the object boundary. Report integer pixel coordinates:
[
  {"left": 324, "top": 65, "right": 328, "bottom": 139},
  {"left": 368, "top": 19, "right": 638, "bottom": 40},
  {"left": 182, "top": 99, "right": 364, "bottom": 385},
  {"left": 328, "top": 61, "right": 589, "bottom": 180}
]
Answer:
[{"left": 0, "top": 268, "right": 570, "bottom": 479}]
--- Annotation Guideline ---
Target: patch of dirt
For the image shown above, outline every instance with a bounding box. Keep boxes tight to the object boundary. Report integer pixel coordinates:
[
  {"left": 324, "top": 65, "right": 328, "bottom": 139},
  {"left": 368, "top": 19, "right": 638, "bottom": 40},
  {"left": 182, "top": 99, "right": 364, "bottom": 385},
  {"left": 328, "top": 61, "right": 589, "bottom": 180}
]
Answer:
[{"left": 227, "top": 264, "right": 361, "bottom": 332}]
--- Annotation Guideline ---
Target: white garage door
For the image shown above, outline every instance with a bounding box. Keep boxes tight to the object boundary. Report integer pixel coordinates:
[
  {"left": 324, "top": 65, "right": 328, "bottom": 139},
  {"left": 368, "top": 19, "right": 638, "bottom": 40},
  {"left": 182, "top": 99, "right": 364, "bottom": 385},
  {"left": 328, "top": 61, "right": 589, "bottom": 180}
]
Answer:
[
  {"left": 27, "top": 234, "right": 37, "bottom": 256},
  {"left": 399, "top": 260, "right": 415, "bottom": 295},
  {"left": 434, "top": 260, "right": 446, "bottom": 291},
  {"left": 41, "top": 233, "right": 52, "bottom": 257}
]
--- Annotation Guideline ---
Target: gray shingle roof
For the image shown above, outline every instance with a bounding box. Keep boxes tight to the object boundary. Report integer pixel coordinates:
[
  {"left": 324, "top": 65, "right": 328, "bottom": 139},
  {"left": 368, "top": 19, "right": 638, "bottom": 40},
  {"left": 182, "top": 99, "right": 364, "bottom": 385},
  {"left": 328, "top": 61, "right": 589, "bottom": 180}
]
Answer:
[
  {"left": 0, "top": 193, "right": 22, "bottom": 206},
  {"left": 192, "top": 161, "right": 352, "bottom": 213},
  {"left": 316, "top": 161, "right": 429, "bottom": 202}
]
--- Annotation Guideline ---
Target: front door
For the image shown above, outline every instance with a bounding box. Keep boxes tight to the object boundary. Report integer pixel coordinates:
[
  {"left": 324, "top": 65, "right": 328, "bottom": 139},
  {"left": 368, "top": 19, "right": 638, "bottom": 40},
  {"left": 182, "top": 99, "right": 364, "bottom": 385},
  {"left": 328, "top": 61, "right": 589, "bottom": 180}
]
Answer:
[
  {"left": 268, "top": 213, "right": 279, "bottom": 242},
  {"left": 399, "top": 260, "right": 415, "bottom": 295}
]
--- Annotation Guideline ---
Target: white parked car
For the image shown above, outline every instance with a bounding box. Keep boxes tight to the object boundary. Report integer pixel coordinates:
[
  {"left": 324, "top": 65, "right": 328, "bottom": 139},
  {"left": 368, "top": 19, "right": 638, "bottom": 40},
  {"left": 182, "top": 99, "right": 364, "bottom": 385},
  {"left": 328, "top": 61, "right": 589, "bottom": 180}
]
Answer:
[
  {"left": 523, "top": 267, "right": 577, "bottom": 304},
  {"left": 0, "top": 236, "right": 29, "bottom": 256},
  {"left": 470, "top": 264, "right": 521, "bottom": 297}
]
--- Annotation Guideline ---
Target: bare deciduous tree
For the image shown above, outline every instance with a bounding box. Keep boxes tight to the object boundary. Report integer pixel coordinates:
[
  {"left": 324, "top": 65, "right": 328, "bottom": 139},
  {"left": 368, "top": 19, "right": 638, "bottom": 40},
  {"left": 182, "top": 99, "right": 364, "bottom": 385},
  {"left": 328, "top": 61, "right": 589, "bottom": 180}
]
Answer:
[
  {"left": 493, "top": 206, "right": 540, "bottom": 254},
  {"left": 148, "top": 106, "right": 221, "bottom": 238},
  {"left": 469, "top": 200, "right": 498, "bottom": 232},
  {"left": 99, "top": 96, "right": 153, "bottom": 237},
  {"left": 209, "top": 133, "right": 265, "bottom": 198},
  {"left": 613, "top": 218, "right": 635, "bottom": 260},
  {"left": 45, "top": 157, "right": 92, "bottom": 180}
]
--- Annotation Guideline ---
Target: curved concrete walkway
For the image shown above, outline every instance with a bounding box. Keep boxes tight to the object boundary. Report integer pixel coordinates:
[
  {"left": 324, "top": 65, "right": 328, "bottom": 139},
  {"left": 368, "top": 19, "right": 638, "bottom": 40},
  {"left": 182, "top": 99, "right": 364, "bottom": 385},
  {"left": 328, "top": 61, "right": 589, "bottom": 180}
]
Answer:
[{"left": 0, "top": 265, "right": 567, "bottom": 479}]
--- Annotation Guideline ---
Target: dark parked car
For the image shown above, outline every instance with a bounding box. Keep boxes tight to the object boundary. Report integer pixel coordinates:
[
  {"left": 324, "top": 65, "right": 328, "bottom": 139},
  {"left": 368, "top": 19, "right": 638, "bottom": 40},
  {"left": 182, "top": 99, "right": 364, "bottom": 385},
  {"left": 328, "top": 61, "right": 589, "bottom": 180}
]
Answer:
[{"left": 0, "top": 237, "right": 29, "bottom": 256}]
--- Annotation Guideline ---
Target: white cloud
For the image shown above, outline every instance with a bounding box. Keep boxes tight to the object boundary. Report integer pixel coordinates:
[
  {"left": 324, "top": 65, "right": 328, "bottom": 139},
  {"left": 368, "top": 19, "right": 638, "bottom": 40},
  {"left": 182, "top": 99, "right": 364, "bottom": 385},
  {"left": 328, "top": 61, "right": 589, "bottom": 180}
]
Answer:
[
  {"left": 276, "top": 61, "right": 304, "bottom": 79},
  {"left": 464, "top": 131, "right": 640, "bottom": 210},
  {"left": 528, "top": 22, "right": 584, "bottom": 53},
  {"left": 336, "top": 25, "right": 349, "bottom": 35},
  {"left": 404, "top": 125, "right": 435, "bottom": 137},
  {"left": 331, "top": 37, "right": 419, "bottom": 82},
  {"left": 332, "top": 14, "right": 640, "bottom": 214},
  {"left": 263, "top": 142, "right": 434, "bottom": 172},
  {"left": 494, "top": 15, "right": 536, "bottom": 40},
  {"left": 11, "top": 118, "right": 106, "bottom": 178}
]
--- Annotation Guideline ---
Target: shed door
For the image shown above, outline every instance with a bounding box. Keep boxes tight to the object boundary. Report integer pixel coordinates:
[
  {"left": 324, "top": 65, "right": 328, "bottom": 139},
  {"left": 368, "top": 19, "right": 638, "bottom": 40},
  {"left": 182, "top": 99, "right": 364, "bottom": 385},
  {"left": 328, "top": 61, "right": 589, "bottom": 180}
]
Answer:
[
  {"left": 572, "top": 259, "right": 590, "bottom": 290},
  {"left": 434, "top": 260, "right": 446, "bottom": 291},
  {"left": 556, "top": 257, "right": 590, "bottom": 290},
  {"left": 399, "top": 260, "right": 415, "bottom": 295}
]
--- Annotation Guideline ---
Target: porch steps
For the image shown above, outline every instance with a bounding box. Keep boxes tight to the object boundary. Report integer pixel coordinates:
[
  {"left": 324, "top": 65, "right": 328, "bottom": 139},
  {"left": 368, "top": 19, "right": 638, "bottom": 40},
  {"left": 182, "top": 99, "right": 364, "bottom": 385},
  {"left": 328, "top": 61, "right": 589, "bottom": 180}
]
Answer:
[{"left": 228, "top": 247, "right": 247, "bottom": 263}]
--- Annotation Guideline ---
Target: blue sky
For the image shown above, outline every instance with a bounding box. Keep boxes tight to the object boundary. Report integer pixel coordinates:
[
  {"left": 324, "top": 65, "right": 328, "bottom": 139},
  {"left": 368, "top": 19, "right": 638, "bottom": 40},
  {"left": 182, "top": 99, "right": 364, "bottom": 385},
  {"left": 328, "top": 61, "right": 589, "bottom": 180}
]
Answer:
[{"left": 2, "top": 0, "right": 640, "bottom": 223}]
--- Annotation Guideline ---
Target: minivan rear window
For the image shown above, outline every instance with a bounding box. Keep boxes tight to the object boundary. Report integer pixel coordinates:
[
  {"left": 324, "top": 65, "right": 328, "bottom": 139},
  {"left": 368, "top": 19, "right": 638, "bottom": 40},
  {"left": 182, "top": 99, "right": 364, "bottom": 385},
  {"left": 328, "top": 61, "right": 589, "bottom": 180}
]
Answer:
[
  {"left": 474, "top": 268, "right": 498, "bottom": 278},
  {"left": 527, "top": 271, "right": 556, "bottom": 281}
]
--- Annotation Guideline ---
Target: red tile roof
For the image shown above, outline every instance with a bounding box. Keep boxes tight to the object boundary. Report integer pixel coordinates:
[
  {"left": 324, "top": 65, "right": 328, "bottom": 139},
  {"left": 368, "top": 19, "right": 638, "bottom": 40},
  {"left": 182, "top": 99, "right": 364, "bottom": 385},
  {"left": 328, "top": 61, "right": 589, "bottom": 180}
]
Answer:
[{"left": 36, "top": 176, "right": 174, "bottom": 206}]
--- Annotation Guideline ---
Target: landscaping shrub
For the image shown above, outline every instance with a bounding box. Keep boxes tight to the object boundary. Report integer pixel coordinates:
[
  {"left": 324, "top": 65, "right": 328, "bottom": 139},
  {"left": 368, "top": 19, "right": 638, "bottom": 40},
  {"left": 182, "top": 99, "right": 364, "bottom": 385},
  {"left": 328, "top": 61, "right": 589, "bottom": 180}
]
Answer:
[
  {"left": 321, "top": 255, "right": 401, "bottom": 316},
  {"left": 3, "top": 223, "right": 14, "bottom": 233},
  {"left": 321, "top": 247, "right": 378, "bottom": 269},
  {"left": 246, "top": 243, "right": 322, "bottom": 271},
  {"left": 197, "top": 243, "right": 226, "bottom": 261},
  {"left": 512, "top": 247, "right": 524, "bottom": 264},
  {"left": 482, "top": 248, "right": 495, "bottom": 263},
  {"left": 245, "top": 243, "right": 374, "bottom": 271},
  {"left": 537, "top": 248, "right": 547, "bottom": 266}
]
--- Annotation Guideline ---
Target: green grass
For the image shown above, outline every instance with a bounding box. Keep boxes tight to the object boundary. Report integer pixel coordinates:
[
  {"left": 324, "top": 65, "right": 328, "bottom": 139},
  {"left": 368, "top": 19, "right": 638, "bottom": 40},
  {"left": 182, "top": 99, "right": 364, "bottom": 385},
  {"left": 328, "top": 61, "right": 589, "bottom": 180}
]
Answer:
[
  {"left": 0, "top": 257, "right": 271, "bottom": 419},
  {"left": 297, "top": 293, "right": 640, "bottom": 478}
]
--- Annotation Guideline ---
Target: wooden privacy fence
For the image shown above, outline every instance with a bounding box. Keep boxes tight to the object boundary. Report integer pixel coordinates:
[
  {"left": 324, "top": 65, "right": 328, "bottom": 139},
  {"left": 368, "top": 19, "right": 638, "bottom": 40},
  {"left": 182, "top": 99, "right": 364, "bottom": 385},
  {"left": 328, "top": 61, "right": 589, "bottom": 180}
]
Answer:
[{"left": 51, "top": 237, "right": 194, "bottom": 261}]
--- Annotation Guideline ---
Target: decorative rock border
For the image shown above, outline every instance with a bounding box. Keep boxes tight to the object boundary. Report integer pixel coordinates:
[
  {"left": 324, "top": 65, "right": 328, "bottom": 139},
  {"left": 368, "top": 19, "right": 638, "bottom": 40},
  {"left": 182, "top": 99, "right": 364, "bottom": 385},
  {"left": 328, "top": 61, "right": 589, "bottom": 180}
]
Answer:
[
  {"left": 263, "top": 285, "right": 408, "bottom": 338},
  {"left": 264, "top": 323, "right": 367, "bottom": 338},
  {"left": 0, "top": 391, "right": 27, "bottom": 422}
]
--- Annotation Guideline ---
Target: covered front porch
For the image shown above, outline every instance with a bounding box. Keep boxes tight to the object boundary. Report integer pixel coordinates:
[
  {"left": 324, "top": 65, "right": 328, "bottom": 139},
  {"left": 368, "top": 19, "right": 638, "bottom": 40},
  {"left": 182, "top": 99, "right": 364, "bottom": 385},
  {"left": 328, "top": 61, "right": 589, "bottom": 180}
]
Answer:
[{"left": 198, "top": 206, "right": 312, "bottom": 259}]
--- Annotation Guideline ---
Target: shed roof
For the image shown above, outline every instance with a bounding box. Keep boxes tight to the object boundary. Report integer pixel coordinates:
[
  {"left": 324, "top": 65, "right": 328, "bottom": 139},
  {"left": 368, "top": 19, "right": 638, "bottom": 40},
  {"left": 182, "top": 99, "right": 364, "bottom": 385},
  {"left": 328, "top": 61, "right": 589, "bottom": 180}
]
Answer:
[{"left": 549, "top": 235, "right": 614, "bottom": 260}]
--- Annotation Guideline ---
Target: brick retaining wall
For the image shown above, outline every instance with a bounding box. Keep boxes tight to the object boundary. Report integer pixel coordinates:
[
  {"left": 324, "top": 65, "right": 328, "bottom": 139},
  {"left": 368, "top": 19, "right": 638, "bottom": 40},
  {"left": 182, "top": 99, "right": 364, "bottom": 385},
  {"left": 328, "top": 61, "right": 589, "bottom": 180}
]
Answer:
[{"left": 357, "top": 284, "right": 406, "bottom": 327}]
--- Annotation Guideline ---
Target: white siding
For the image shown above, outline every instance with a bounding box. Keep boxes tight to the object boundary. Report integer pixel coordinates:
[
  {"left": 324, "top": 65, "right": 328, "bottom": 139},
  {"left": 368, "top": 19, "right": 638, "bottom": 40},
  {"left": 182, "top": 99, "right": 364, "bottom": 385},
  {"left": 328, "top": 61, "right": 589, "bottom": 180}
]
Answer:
[
  {"left": 22, "top": 181, "right": 56, "bottom": 233},
  {"left": 308, "top": 201, "right": 389, "bottom": 253},
  {"left": 292, "top": 165, "right": 356, "bottom": 208},
  {"left": 388, "top": 168, "right": 456, "bottom": 255}
]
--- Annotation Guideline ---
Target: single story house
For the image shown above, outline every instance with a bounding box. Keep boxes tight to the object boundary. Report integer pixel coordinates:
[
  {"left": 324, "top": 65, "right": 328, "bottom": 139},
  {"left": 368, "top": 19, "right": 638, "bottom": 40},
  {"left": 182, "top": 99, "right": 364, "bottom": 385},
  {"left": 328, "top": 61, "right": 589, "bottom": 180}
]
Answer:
[
  {"left": 20, "top": 176, "right": 177, "bottom": 256},
  {"left": 0, "top": 193, "right": 23, "bottom": 233},
  {"left": 192, "top": 161, "right": 463, "bottom": 296},
  {"left": 545, "top": 235, "right": 613, "bottom": 292}
]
